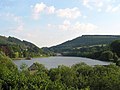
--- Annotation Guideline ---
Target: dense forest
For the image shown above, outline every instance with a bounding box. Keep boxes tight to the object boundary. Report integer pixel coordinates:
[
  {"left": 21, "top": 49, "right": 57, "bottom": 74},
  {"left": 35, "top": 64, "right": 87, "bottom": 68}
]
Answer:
[
  {"left": 0, "top": 35, "right": 51, "bottom": 58},
  {"left": 1, "top": 51, "right": 120, "bottom": 90},
  {"left": 50, "top": 35, "right": 120, "bottom": 53}
]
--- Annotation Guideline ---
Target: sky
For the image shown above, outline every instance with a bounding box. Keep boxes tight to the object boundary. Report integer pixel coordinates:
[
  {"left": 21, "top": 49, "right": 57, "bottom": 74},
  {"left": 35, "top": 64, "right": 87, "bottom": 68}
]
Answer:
[{"left": 0, "top": 0, "right": 120, "bottom": 47}]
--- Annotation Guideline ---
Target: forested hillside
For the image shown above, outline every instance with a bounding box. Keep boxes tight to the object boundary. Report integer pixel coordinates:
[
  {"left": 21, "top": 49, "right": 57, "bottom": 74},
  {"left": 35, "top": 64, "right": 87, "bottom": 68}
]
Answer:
[
  {"left": 0, "top": 35, "right": 48, "bottom": 58},
  {"left": 50, "top": 35, "right": 120, "bottom": 52}
]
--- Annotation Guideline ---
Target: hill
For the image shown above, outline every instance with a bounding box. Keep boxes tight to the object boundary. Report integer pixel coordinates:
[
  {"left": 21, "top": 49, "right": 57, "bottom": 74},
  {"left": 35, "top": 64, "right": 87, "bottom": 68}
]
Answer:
[
  {"left": 50, "top": 35, "right": 120, "bottom": 53},
  {"left": 0, "top": 35, "right": 47, "bottom": 58}
]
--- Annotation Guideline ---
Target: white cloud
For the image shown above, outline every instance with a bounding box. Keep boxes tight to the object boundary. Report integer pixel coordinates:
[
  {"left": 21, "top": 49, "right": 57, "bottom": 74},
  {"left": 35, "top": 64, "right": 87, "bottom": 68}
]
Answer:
[
  {"left": 1, "top": 13, "right": 24, "bottom": 33},
  {"left": 34, "top": 2, "right": 55, "bottom": 14},
  {"left": 63, "top": 20, "right": 71, "bottom": 25},
  {"left": 34, "top": 2, "right": 46, "bottom": 13},
  {"left": 32, "top": 2, "right": 82, "bottom": 20},
  {"left": 97, "top": 2, "right": 103, "bottom": 7},
  {"left": 106, "top": 5, "right": 113, "bottom": 12},
  {"left": 82, "top": 0, "right": 120, "bottom": 13},
  {"left": 47, "top": 24, "right": 52, "bottom": 27},
  {"left": 73, "top": 22, "right": 97, "bottom": 31},
  {"left": 83, "top": 0, "right": 89, "bottom": 5},
  {"left": 83, "top": 0, "right": 93, "bottom": 10},
  {"left": 33, "top": 2, "right": 46, "bottom": 19},
  {"left": 82, "top": 0, "right": 104, "bottom": 10},
  {"left": 48, "top": 20, "right": 97, "bottom": 32},
  {"left": 56, "top": 7, "right": 81, "bottom": 19},
  {"left": 47, "top": 24, "right": 56, "bottom": 29},
  {"left": 106, "top": 4, "right": 120, "bottom": 13},
  {"left": 111, "top": 4, "right": 120, "bottom": 12},
  {"left": 46, "top": 6, "right": 55, "bottom": 14},
  {"left": 32, "top": 2, "right": 56, "bottom": 19},
  {"left": 83, "top": 15, "right": 87, "bottom": 19},
  {"left": 98, "top": 8, "right": 102, "bottom": 12},
  {"left": 5, "top": 13, "right": 22, "bottom": 23},
  {"left": 59, "top": 20, "right": 71, "bottom": 30}
]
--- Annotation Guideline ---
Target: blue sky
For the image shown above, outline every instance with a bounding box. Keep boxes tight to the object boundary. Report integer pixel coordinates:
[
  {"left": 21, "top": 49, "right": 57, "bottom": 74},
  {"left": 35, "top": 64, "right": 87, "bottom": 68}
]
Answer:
[{"left": 0, "top": 0, "right": 120, "bottom": 47}]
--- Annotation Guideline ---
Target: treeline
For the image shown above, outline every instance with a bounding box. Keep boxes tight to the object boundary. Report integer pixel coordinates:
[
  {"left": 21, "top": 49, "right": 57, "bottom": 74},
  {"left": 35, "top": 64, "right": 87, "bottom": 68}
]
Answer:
[
  {"left": 1, "top": 52, "right": 120, "bottom": 90},
  {"left": 62, "top": 40, "right": 120, "bottom": 65}
]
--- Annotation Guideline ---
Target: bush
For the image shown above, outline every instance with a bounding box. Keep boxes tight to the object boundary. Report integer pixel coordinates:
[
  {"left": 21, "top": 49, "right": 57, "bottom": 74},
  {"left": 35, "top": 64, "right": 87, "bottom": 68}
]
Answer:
[{"left": 99, "top": 51, "right": 113, "bottom": 61}]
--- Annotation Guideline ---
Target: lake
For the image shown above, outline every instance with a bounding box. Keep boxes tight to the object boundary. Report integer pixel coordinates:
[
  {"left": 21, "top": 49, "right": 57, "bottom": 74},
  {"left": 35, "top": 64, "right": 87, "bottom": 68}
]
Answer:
[{"left": 13, "top": 56, "right": 110, "bottom": 69}]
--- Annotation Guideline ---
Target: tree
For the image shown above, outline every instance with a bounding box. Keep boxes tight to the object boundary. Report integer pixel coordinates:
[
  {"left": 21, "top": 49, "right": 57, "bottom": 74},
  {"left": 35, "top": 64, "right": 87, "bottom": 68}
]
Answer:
[
  {"left": 113, "top": 53, "right": 119, "bottom": 63},
  {"left": 20, "top": 63, "right": 28, "bottom": 70},
  {"left": 116, "top": 60, "right": 120, "bottom": 66},
  {"left": 99, "top": 51, "right": 113, "bottom": 61},
  {"left": 111, "top": 40, "right": 120, "bottom": 57}
]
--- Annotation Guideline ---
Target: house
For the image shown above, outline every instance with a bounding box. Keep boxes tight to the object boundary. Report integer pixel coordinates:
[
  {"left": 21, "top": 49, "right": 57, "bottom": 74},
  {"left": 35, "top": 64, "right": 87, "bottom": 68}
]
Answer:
[{"left": 28, "top": 63, "right": 39, "bottom": 71}]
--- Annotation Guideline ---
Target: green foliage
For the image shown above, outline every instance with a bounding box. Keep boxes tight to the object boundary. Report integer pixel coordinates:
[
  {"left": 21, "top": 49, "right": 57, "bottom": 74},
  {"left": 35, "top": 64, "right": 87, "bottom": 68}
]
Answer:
[
  {"left": 99, "top": 51, "right": 113, "bottom": 61},
  {"left": 1, "top": 48, "right": 120, "bottom": 90},
  {"left": 111, "top": 40, "right": 120, "bottom": 57},
  {"left": 29, "top": 62, "right": 48, "bottom": 75},
  {"left": 0, "top": 51, "right": 17, "bottom": 70},
  {"left": 20, "top": 63, "right": 28, "bottom": 70},
  {"left": 0, "top": 35, "right": 50, "bottom": 58},
  {"left": 116, "top": 60, "right": 120, "bottom": 66},
  {"left": 1, "top": 58, "right": 120, "bottom": 90},
  {"left": 50, "top": 35, "right": 120, "bottom": 53},
  {"left": 113, "top": 53, "right": 119, "bottom": 62}
]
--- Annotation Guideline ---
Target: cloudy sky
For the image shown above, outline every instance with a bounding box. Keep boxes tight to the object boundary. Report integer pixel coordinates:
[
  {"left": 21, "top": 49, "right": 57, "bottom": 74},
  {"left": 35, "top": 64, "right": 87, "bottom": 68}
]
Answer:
[{"left": 0, "top": 0, "right": 120, "bottom": 47}]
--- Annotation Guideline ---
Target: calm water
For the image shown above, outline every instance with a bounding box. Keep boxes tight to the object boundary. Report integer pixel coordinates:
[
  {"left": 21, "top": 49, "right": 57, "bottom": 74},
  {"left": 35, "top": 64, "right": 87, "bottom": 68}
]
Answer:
[{"left": 13, "top": 56, "right": 110, "bottom": 69}]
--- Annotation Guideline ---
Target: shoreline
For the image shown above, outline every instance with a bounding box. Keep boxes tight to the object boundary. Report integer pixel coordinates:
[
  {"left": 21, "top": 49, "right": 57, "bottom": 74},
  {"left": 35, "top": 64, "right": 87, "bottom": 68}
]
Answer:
[{"left": 12, "top": 55, "right": 50, "bottom": 60}]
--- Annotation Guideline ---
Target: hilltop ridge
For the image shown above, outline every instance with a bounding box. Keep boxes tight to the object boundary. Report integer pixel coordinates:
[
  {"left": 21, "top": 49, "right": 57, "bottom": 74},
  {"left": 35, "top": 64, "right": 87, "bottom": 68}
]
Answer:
[
  {"left": 0, "top": 35, "right": 47, "bottom": 58},
  {"left": 50, "top": 35, "right": 120, "bottom": 52}
]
